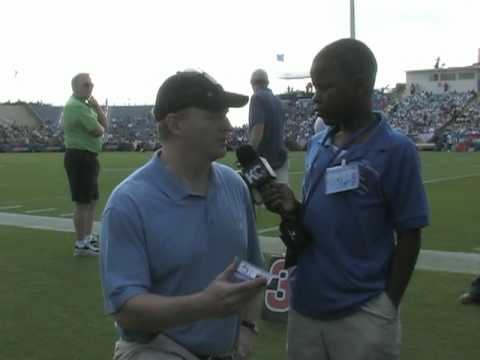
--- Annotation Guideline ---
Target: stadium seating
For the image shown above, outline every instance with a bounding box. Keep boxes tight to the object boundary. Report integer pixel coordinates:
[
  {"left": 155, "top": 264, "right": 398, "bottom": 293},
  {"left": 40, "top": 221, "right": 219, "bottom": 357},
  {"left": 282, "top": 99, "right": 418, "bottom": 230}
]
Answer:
[{"left": 1, "top": 89, "right": 478, "bottom": 152}]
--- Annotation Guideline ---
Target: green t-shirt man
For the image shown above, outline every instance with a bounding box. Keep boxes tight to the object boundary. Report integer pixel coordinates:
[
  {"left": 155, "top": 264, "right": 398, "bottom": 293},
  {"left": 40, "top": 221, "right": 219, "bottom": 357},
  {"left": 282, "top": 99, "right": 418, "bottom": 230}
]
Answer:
[{"left": 63, "top": 96, "right": 103, "bottom": 154}]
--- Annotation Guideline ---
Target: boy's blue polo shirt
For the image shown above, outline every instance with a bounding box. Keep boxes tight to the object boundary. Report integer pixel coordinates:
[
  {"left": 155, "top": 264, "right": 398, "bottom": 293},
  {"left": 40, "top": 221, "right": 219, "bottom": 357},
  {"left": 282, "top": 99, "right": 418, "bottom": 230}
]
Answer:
[
  {"left": 291, "top": 113, "right": 429, "bottom": 319},
  {"left": 100, "top": 152, "right": 263, "bottom": 355}
]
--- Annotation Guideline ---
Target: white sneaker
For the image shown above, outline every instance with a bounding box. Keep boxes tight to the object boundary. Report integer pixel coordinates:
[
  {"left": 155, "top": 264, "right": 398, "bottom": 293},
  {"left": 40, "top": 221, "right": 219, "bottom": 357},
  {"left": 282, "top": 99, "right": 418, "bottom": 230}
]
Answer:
[
  {"left": 74, "top": 240, "right": 99, "bottom": 257},
  {"left": 86, "top": 233, "right": 100, "bottom": 251}
]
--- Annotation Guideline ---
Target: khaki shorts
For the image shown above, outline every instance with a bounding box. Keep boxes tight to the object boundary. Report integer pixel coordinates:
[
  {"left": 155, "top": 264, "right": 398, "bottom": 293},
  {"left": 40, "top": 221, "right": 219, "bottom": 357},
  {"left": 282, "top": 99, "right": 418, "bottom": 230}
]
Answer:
[
  {"left": 287, "top": 292, "right": 401, "bottom": 360},
  {"left": 112, "top": 334, "right": 236, "bottom": 360},
  {"left": 113, "top": 338, "right": 185, "bottom": 360}
]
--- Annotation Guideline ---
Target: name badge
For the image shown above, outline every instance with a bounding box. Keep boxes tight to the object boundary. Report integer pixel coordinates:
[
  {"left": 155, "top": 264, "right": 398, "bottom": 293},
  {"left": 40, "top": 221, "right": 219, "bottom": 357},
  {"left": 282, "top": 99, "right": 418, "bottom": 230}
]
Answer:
[{"left": 325, "top": 161, "right": 359, "bottom": 194}]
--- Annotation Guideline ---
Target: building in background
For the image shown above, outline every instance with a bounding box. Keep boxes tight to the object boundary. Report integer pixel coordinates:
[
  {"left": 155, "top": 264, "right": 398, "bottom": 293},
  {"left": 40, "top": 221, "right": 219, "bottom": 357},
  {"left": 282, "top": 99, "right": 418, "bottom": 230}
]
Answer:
[{"left": 406, "top": 49, "right": 480, "bottom": 94}]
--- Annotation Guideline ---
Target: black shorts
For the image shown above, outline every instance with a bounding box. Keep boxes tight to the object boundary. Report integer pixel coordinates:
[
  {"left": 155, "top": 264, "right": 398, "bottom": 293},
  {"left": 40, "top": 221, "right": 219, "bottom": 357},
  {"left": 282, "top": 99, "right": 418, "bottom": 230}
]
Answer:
[{"left": 64, "top": 149, "right": 100, "bottom": 204}]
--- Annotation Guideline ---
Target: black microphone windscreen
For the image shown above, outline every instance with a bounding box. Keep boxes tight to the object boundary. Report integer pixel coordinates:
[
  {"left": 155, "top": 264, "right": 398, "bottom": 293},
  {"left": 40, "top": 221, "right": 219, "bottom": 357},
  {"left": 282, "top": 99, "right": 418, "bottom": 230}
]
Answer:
[{"left": 236, "top": 145, "right": 259, "bottom": 168}]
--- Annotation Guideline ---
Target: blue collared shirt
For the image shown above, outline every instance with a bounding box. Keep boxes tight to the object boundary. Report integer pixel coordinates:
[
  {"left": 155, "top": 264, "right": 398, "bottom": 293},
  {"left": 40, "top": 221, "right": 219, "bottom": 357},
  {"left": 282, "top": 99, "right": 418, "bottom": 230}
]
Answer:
[
  {"left": 100, "top": 152, "right": 263, "bottom": 354},
  {"left": 248, "top": 88, "right": 287, "bottom": 169},
  {"left": 291, "top": 113, "right": 429, "bottom": 319}
]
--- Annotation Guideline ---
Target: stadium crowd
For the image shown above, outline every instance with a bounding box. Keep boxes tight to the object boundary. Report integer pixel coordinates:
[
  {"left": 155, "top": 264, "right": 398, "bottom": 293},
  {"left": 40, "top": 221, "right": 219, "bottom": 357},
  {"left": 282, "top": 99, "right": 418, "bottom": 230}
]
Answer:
[
  {"left": 0, "top": 122, "right": 63, "bottom": 148},
  {"left": 1, "top": 89, "right": 479, "bottom": 152},
  {"left": 385, "top": 90, "right": 480, "bottom": 144}
]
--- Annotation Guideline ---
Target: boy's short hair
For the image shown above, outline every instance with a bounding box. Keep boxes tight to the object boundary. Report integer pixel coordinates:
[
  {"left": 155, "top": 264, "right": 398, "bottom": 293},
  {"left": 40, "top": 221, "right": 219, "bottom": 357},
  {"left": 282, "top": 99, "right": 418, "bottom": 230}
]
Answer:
[{"left": 315, "top": 39, "right": 377, "bottom": 91}]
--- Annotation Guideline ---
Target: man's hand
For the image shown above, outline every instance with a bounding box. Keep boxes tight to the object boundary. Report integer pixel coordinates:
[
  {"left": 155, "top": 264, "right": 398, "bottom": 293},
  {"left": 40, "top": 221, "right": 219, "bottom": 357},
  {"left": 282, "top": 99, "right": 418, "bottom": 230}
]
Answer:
[
  {"left": 88, "top": 96, "right": 108, "bottom": 128},
  {"left": 385, "top": 229, "right": 421, "bottom": 308},
  {"left": 87, "top": 96, "right": 101, "bottom": 109},
  {"left": 199, "top": 262, "right": 267, "bottom": 318},
  {"left": 236, "top": 325, "right": 257, "bottom": 359},
  {"left": 112, "top": 262, "right": 265, "bottom": 333},
  {"left": 261, "top": 182, "right": 299, "bottom": 215}
]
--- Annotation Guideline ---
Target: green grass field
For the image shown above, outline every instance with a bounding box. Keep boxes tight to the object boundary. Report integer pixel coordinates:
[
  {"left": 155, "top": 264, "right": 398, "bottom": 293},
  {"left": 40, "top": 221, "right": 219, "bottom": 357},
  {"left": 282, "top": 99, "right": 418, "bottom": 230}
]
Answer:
[{"left": 1, "top": 151, "right": 480, "bottom": 360}]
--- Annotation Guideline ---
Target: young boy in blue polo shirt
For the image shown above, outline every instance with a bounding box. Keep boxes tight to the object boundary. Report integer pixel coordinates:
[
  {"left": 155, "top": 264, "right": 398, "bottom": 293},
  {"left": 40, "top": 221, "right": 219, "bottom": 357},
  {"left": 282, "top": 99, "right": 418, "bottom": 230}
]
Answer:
[{"left": 262, "top": 39, "right": 430, "bottom": 360}]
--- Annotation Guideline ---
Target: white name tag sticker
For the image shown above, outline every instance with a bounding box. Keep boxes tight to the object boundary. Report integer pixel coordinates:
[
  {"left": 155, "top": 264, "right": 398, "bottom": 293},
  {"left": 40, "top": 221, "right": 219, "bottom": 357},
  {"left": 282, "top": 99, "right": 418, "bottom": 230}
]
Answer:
[{"left": 325, "top": 163, "right": 360, "bottom": 194}]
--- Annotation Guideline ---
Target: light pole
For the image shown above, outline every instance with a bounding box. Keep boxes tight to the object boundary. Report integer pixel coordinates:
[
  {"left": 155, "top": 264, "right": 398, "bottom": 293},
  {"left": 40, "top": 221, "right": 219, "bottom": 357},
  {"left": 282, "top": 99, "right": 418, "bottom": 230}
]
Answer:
[{"left": 350, "top": 0, "right": 356, "bottom": 39}]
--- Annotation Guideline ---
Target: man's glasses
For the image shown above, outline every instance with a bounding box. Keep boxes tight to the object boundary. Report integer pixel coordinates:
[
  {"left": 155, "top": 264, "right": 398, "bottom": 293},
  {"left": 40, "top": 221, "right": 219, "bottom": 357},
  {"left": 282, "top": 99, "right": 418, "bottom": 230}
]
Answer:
[{"left": 81, "top": 82, "right": 94, "bottom": 88}]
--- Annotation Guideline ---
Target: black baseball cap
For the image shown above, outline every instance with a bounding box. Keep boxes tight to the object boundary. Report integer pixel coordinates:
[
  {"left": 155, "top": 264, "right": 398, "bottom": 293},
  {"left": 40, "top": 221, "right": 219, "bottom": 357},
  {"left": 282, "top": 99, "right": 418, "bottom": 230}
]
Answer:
[{"left": 153, "top": 70, "right": 249, "bottom": 121}]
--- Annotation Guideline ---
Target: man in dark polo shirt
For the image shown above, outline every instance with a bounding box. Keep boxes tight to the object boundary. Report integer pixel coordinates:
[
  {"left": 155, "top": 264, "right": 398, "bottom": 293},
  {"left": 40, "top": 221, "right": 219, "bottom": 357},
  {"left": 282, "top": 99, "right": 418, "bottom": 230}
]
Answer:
[
  {"left": 262, "top": 39, "right": 430, "bottom": 359},
  {"left": 62, "top": 73, "right": 107, "bottom": 256},
  {"left": 248, "top": 69, "right": 288, "bottom": 184}
]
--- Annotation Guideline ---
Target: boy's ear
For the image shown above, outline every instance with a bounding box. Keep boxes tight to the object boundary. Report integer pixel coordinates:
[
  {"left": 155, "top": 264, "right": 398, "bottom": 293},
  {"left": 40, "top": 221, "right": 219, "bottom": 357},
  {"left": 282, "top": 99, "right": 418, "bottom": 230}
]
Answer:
[{"left": 352, "top": 74, "right": 371, "bottom": 97}]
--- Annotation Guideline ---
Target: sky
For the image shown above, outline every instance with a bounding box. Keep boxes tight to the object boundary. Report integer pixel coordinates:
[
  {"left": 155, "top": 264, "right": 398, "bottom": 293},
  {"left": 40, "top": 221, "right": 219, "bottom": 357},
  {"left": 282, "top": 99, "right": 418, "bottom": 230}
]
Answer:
[{"left": 1, "top": 0, "right": 478, "bottom": 126}]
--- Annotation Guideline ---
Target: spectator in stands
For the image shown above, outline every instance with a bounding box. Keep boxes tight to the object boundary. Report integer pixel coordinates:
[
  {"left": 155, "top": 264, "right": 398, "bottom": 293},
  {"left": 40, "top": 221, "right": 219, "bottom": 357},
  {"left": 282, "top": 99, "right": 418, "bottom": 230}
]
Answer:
[
  {"left": 446, "top": 133, "right": 453, "bottom": 151},
  {"left": 248, "top": 69, "right": 288, "bottom": 183},
  {"left": 62, "top": 73, "right": 107, "bottom": 256},
  {"left": 100, "top": 70, "right": 266, "bottom": 360},
  {"left": 262, "top": 39, "right": 430, "bottom": 360}
]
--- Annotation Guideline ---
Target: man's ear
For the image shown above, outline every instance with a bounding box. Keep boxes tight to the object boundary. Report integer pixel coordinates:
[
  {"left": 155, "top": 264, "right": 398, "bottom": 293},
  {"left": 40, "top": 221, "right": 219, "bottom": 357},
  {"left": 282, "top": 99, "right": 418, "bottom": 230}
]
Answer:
[{"left": 163, "top": 112, "right": 185, "bottom": 137}]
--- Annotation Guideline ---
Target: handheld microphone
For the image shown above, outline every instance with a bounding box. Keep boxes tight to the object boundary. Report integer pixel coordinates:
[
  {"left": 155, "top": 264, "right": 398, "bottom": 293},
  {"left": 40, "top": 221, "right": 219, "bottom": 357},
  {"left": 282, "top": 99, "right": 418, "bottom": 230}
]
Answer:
[
  {"left": 236, "top": 145, "right": 313, "bottom": 267},
  {"left": 236, "top": 145, "right": 277, "bottom": 205}
]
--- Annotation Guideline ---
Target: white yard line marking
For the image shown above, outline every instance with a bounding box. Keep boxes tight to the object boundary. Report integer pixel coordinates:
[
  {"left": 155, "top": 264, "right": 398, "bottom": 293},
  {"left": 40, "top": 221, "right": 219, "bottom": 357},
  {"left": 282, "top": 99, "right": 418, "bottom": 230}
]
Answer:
[
  {"left": 416, "top": 249, "right": 480, "bottom": 275},
  {"left": 0, "top": 211, "right": 478, "bottom": 275},
  {"left": 424, "top": 174, "right": 480, "bottom": 184},
  {"left": 24, "top": 208, "right": 56, "bottom": 214},
  {"left": 0, "top": 212, "right": 100, "bottom": 234},
  {"left": 59, "top": 213, "right": 74, "bottom": 217},
  {"left": 258, "top": 226, "right": 278, "bottom": 234},
  {"left": 289, "top": 171, "right": 304, "bottom": 175},
  {"left": 258, "top": 235, "right": 480, "bottom": 275},
  {"left": 0, "top": 205, "right": 23, "bottom": 210}
]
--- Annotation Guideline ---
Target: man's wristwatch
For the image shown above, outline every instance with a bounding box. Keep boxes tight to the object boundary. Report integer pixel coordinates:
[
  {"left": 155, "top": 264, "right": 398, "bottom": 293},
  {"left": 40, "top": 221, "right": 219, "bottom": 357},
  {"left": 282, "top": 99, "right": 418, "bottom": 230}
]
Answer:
[{"left": 241, "top": 320, "right": 259, "bottom": 335}]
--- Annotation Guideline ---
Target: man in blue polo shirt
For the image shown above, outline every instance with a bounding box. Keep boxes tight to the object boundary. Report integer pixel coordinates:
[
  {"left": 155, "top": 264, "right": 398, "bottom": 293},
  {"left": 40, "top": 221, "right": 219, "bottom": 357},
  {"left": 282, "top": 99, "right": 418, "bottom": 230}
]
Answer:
[
  {"left": 248, "top": 69, "right": 288, "bottom": 184},
  {"left": 262, "top": 39, "right": 429, "bottom": 359},
  {"left": 100, "top": 70, "right": 266, "bottom": 360}
]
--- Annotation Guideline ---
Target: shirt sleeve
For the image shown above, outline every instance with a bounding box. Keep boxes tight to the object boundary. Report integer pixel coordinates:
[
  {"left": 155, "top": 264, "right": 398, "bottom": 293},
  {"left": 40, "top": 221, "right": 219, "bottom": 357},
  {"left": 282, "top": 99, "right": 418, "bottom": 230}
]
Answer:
[
  {"left": 100, "top": 205, "right": 151, "bottom": 314},
  {"left": 76, "top": 104, "right": 99, "bottom": 132},
  {"left": 248, "top": 94, "right": 267, "bottom": 127},
  {"left": 382, "top": 140, "right": 430, "bottom": 232}
]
